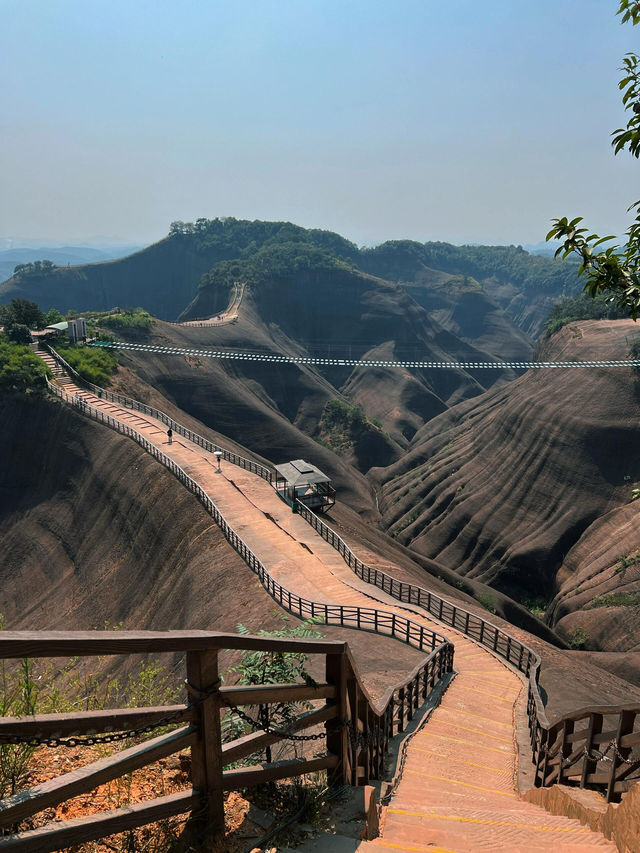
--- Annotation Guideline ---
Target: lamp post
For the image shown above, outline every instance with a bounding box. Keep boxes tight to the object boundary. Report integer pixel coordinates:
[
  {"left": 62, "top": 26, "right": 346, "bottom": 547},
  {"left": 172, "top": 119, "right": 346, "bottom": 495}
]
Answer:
[{"left": 214, "top": 450, "right": 222, "bottom": 473}]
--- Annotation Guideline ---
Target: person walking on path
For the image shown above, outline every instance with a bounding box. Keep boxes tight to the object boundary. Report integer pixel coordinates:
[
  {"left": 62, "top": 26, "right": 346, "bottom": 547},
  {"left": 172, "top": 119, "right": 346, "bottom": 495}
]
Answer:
[{"left": 167, "top": 427, "right": 173, "bottom": 445}]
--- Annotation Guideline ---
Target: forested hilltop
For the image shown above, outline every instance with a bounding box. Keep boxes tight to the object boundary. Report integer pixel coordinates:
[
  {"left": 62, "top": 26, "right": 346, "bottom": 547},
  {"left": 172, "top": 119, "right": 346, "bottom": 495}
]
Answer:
[{"left": 0, "top": 217, "right": 580, "bottom": 337}]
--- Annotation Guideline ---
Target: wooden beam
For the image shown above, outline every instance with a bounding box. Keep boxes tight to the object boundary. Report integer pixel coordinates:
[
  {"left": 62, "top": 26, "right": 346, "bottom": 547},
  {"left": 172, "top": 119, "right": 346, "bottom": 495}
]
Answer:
[
  {"left": 222, "top": 705, "right": 337, "bottom": 766},
  {"left": 0, "top": 631, "right": 349, "bottom": 659},
  {"left": 221, "top": 683, "right": 335, "bottom": 705},
  {"left": 0, "top": 726, "right": 196, "bottom": 828},
  {"left": 0, "top": 705, "right": 192, "bottom": 739},
  {"left": 186, "top": 650, "right": 224, "bottom": 835},
  {"left": 222, "top": 754, "right": 338, "bottom": 789},
  {"left": 0, "top": 790, "right": 197, "bottom": 853}
]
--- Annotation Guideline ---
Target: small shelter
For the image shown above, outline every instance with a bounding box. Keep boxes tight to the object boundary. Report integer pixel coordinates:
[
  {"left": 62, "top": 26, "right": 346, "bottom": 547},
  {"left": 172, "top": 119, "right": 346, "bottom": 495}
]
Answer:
[
  {"left": 274, "top": 459, "right": 336, "bottom": 512},
  {"left": 43, "top": 318, "right": 87, "bottom": 343},
  {"left": 43, "top": 321, "right": 68, "bottom": 338}
]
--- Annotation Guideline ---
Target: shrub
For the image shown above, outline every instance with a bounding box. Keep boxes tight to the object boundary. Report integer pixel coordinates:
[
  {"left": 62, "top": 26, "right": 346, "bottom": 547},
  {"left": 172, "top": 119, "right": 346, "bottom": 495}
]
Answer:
[
  {"left": 0, "top": 339, "right": 50, "bottom": 393},
  {"left": 54, "top": 342, "right": 118, "bottom": 386},
  {"left": 0, "top": 613, "right": 37, "bottom": 798},
  {"left": 476, "top": 593, "right": 498, "bottom": 615},
  {"left": 226, "top": 615, "right": 323, "bottom": 763},
  {"left": 543, "top": 292, "right": 626, "bottom": 338},
  {"left": 567, "top": 625, "right": 589, "bottom": 649}
]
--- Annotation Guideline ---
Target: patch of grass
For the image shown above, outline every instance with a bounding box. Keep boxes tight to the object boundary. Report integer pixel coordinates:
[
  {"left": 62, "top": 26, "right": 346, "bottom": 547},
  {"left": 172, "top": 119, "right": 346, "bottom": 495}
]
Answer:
[
  {"left": 615, "top": 551, "right": 640, "bottom": 575},
  {"left": 79, "top": 307, "right": 154, "bottom": 336},
  {"left": 395, "top": 510, "right": 419, "bottom": 535},
  {"left": 588, "top": 592, "right": 640, "bottom": 608},
  {"left": 54, "top": 342, "right": 118, "bottom": 386},
  {"left": 476, "top": 593, "right": 498, "bottom": 615},
  {"left": 315, "top": 398, "right": 383, "bottom": 454},
  {"left": 522, "top": 596, "right": 547, "bottom": 620},
  {"left": 567, "top": 625, "right": 590, "bottom": 650}
]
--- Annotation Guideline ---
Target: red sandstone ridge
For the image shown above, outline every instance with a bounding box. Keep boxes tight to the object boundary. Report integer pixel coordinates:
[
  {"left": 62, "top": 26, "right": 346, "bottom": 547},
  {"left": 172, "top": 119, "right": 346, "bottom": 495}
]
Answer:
[{"left": 372, "top": 319, "right": 640, "bottom": 678}]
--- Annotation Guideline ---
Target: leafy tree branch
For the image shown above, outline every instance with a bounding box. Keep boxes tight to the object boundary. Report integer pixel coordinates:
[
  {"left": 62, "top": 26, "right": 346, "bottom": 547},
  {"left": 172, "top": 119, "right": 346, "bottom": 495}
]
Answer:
[{"left": 546, "top": 2, "right": 640, "bottom": 317}]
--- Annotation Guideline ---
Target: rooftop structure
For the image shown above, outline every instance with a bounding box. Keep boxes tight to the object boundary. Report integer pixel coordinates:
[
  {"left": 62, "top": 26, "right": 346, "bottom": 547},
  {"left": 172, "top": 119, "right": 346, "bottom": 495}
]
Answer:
[{"left": 274, "top": 459, "right": 335, "bottom": 513}]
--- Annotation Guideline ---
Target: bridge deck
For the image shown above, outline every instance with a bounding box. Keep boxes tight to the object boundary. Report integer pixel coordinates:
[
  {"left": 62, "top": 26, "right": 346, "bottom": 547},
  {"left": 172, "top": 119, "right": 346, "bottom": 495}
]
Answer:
[{"left": 38, "top": 348, "right": 614, "bottom": 851}]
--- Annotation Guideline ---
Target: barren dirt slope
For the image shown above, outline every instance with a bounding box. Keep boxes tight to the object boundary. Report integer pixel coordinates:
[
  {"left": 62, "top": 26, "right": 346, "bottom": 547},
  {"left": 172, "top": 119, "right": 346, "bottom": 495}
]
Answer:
[{"left": 373, "top": 319, "right": 640, "bottom": 658}]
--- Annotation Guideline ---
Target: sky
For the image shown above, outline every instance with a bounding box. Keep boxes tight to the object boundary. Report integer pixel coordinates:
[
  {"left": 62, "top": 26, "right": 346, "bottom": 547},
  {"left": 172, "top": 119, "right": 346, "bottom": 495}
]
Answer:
[{"left": 1, "top": 0, "right": 637, "bottom": 248}]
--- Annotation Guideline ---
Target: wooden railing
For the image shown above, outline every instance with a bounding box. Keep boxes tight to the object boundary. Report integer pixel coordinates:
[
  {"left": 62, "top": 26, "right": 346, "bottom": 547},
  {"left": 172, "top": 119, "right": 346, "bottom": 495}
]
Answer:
[
  {"left": 0, "top": 629, "right": 451, "bottom": 852},
  {"left": 294, "top": 502, "right": 640, "bottom": 803},
  {"left": 46, "top": 383, "right": 450, "bottom": 661},
  {"left": 528, "top": 701, "right": 640, "bottom": 803},
  {"left": 44, "top": 344, "right": 274, "bottom": 483},
  {"left": 42, "top": 355, "right": 640, "bottom": 803}
]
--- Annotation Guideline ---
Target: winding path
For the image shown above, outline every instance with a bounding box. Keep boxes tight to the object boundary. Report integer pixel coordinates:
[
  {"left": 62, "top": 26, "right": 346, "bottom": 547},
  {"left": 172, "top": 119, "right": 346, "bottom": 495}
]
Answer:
[
  {"left": 36, "top": 347, "right": 614, "bottom": 851},
  {"left": 176, "top": 281, "right": 244, "bottom": 326}
]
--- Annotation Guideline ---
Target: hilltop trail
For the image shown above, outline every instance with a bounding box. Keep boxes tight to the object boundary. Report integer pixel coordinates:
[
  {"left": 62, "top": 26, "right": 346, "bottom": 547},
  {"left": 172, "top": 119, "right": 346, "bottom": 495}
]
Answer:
[
  {"left": 36, "top": 347, "right": 614, "bottom": 851},
  {"left": 176, "top": 281, "right": 244, "bottom": 326}
]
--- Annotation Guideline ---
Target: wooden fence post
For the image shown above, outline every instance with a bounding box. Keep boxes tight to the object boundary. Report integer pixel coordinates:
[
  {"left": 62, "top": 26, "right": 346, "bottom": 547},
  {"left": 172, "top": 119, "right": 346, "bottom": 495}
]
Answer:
[
  {"left": 186, "top": 649, "right": 225, "bottom": 838},
  {"left": 580, "top": 713, "right": 603, "bottom": 789},
  {"left": 607, "top": 710, "right": 636, "bottom": 802},
  {"left": 326, "top": 652, "right": 349, "bottom": 786}
]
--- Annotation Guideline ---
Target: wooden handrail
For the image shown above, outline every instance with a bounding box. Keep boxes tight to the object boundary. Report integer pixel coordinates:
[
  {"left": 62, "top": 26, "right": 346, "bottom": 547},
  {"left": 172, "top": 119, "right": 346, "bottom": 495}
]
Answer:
[
  {"left": 0, "top": 633, "right": 453, "bottom": 849},
  {"left": 37, "top": 351, "right": 640, "bottom": 818},
  {"left": 44, "top": 343, "right": 274, "bottom": 483},
  {"left": 294, "top": 500, "right": 640, "bottom": 803},
  {"left": 2, "top": 369, "right": 456, "bottom": 848}
]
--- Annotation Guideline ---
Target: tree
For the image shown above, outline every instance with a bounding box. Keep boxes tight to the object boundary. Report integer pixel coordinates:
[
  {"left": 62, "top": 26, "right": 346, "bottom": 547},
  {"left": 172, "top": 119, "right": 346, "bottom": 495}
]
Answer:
[
  {"left": 0, "top": 298, "right": 45, "bottom": 330},
  {"left": 44, "top": 308, "right": 64, "bottom": 325},
  {"left": 546, "top": 2, "right": 640, "bottom": 317},
  {"left": 4, "top": 324, "right": 32, "bottom": 345}
]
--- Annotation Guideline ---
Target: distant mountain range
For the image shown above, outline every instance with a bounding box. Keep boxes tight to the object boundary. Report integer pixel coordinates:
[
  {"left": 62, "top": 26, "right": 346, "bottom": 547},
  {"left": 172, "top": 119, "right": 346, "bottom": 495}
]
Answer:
[
  {"left": 0, "top": 218, "right": 581, "bottom": 338},
  {"left": 0, "top": 245, "right": 142, "bottom": 284}
]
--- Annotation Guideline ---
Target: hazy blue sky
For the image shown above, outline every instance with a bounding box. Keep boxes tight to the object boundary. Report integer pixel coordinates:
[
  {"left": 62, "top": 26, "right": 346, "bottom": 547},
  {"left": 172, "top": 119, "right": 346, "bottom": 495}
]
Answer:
[{"left": 1, "top": 0, "right": 637, "bottom": 247}]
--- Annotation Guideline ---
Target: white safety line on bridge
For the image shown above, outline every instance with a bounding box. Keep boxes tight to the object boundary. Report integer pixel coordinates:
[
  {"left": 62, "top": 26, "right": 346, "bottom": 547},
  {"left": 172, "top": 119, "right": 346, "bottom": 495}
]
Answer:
[{"left": 89, "top": 341, "right": 640, "bottom": 370}]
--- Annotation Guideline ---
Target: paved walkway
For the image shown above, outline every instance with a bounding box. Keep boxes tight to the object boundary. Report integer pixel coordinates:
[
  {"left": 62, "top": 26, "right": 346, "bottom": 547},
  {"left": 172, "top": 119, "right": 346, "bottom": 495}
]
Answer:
[
  {"left": 177, "top": 281, "right": 244, "bottom": 326},
  {"left": 38, "top": 348, "right": 614, "bottom": 851}
]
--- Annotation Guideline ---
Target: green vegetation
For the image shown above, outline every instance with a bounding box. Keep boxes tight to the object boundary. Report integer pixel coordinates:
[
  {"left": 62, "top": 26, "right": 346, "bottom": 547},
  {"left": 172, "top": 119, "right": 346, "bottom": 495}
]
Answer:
[
  {"left": 54, "top": 341, "right": 118, "bottom": 386},
  {"left": 0, "top": 339, "right": 50, "bottom": 393},
  {"left": 315, "top": 398, "right": 383, "bottom": 455},
  {"left": 12, "top": 259, "right": 57, "bottom": 278},
  {"left": 522, "top": 596, "right": 547, "bottom": 620},
  {"left": 199, "top": 241, "right": 354, "bottom": 293},
  {"left": 0, "top": 298, "right": 46, "bottom": 331},
  {"left": 169, "top": 216, "right": 357, "bottom": 261},
  {"left": 616, "top": 551, "right": 640, "bottom": 574},
  {"left": 359, "top": 239, "right": 580, "bottom": 299},
  {"left": 546, "top": 2, "right": 640, "bottom": 319},
  {"left": 394, "top": 510, "right": 420, "bottom": 535},
  {"left": 44, "top": 307, "right": 64, "bottom": 325},
  {"left": 588, "top": 591, "right": 640, "bottom": 608},
  {"left": 226, "top": 615, "right": 323, "bottom": 763},
  {"left": 567, "top": 625, "right": 590, "bottom": 650},
  {"left": 476, "top": 593, "right": 498, "bottom": 615},
  {"left": 78, "top": 307, "right": 154, "bottom": 337},
  {"left": 168, "top": 217, "right": 579, "bottom": 311},
  {"left": 543, "top": 292, "right": 627, "bottom": 337},
  {"left": 0, "top": 615, "right": 37, "bottom": 798}
]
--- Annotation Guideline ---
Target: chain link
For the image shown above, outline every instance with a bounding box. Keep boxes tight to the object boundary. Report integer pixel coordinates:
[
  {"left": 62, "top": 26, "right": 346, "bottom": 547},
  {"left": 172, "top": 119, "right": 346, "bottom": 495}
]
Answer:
[
  {"left": 0, "top": 679, "right": 223, "bottom": 750},
  {"left": 219, "top": 694, "right": 327, "bottom": 742},
  {"left": 558, "top": 738, "right": 639, "bottom": 769},
  {"left": 581, "top": 739, "right": 638, "bottom": 766},
  {"left": 344, "top": 719, "right": 382, "bottom": 751}
]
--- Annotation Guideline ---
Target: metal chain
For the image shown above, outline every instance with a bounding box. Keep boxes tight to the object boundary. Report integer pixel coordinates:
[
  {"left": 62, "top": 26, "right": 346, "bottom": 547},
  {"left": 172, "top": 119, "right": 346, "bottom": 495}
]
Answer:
[
  {"left": 582, "top": 739, "right": 638, "bottom": 766},
  {"left": 219, "top": 694, "right": 327, "bottom": 742},
  {"left": 0, "top": 679, "right": 222, "bottom": 749},
  {"left": 345, "top": 719, "right": 382, "bottom": 751},
  {"left": 559, "top": 738, "right": 639, "bottom": 768}
]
